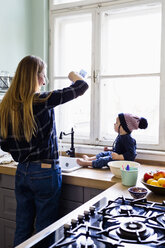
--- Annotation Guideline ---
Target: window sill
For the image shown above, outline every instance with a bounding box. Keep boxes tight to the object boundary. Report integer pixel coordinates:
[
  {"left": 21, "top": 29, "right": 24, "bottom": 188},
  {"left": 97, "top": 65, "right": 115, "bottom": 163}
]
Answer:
[{"left": 59, "top": 142, "right": 165, "bottom": 164}]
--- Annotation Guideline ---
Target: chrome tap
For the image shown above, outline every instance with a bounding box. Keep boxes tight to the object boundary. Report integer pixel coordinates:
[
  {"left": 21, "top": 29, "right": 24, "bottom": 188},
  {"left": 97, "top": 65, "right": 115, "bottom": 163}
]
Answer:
[{"left": 59, "top": 128, "right": 75, "bottom": 157}]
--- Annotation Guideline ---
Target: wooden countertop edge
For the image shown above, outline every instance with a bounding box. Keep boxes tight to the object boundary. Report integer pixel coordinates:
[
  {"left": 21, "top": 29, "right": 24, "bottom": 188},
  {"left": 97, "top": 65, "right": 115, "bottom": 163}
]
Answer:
[
  {"left": 62, "top": 174, "right": 115, "bottom": 190},
  {"left": 1, "top": 162, "right": 165, "bottom": 190},
  {"left": 0, "top": 164, "right": 120, "bottom": 190},
  {"left": 0, "top": 164, "right": 16, "bottom": 176},
  {"left": 0, "top": 166, "right": 115, "bottom": 190}
]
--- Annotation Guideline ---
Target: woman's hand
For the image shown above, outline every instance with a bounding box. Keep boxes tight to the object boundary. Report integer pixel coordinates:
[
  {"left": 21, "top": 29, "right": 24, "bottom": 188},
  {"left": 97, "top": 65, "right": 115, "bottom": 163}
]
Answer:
[{"left": 68, "top": 71, "right": 84, "bottom": 83}]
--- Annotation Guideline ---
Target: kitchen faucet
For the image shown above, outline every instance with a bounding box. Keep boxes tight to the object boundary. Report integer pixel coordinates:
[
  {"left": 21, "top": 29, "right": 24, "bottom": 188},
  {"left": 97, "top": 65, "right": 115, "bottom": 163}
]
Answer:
[{"left": 59, "top": 128, "right": 75, "bottom": 157}]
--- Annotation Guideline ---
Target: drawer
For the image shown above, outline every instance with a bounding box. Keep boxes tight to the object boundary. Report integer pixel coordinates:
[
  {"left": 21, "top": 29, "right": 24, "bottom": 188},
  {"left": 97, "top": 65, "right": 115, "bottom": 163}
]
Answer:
[{"left": 0, "top": 188, "right": 16, "bottom": 221}]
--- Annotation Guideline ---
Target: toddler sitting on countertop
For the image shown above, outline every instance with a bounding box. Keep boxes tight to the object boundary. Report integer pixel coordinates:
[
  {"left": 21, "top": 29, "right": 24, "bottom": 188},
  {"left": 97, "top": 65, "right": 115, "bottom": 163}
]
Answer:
[{"left": 76, "top": 113, "right": 148, "bottom": 168}]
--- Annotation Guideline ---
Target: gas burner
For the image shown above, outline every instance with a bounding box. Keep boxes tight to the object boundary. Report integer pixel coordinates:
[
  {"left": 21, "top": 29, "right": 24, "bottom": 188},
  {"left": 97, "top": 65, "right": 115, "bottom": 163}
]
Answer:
[
  {"left": 29, "top": 197, "right": 165, "bottom": 248},
  {"left": 100, "top": 214, "right": 165, "bottom": 246},
  {"left": 147, "top": 213, "right": 165, "bottom": 228},
  {"left": 162, "top": 214, "right": 165, "bottom": 222},
  {"left": 79, "top": 237, "right": 95, "bottom": 248},
  {"left": 119, "top": 205, "right": 133, "bottom": 214},
  {"left": 117, "top": 221, "right": 151, "bottom": 240}
]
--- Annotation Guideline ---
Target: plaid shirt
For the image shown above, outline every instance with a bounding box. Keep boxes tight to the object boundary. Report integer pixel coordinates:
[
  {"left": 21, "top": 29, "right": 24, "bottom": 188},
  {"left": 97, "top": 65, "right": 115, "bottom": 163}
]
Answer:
[{"left": 0, "top": 80, "right": 88, "bottom": 163}]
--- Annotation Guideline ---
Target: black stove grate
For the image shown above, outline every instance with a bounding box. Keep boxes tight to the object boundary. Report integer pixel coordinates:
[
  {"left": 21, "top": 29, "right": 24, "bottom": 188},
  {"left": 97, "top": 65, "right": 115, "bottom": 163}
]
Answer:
[{"left": 32, "top": 197, "right": 165, "bottom": 248}]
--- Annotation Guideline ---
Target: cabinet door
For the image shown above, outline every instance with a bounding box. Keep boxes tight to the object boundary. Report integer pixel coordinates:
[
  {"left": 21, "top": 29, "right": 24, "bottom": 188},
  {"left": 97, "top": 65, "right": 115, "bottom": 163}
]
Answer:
[
  {"left": 84, "top": 187, "right": 103, "bottom": 202},
  {"left": 59, "top": 199, "right": 82, "bottom": 218},
  {"left": 61, "top": 184, "right": 83, "bottom": 203},
  {"left": 0, "top": 218, "right": 16, "bottom": 248},
  {"left": 0, "top": 188, "right": 16, "bottom": 221},
  {"left": 0, "top": 174, "right": 15, "bottom": 189}
]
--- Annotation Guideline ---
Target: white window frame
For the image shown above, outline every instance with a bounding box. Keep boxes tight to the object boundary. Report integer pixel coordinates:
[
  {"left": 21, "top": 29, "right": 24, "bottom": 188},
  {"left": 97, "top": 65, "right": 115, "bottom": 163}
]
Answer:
[
  {"left": 49, "top": 0, "right": 165, "bottom": 152},
  {"left": 49, "top": 0, "right": 113, "bottom": 11}
]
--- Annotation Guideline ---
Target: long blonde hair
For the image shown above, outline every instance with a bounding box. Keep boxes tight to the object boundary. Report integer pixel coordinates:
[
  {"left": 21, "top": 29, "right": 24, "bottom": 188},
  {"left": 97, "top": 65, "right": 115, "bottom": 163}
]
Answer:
[{"left": 0, "top": 55, "right": 47, "bottom": 142}]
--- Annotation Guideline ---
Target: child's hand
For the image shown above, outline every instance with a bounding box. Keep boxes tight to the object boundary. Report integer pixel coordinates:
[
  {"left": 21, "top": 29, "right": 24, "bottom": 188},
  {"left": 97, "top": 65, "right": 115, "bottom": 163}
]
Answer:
[
  {"left": 111, "top": 152, "right": 118, "bottom": 160},
  {"left": 68, "top": 71, "right": 84, "bottom": 83},
  {"left": 111, "top": 152, "right": 124, "bottom": 160},
  {"left": 104, "top": 146, "right": 111, "bottom": 151}
]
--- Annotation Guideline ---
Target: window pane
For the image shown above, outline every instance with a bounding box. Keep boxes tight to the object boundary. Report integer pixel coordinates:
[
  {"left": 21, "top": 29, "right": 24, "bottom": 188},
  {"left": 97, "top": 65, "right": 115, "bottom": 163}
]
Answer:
[
  {"left": 54, "top": 13, "right": 92, "bottom": 76},
  {"left": 101, "top": 4, "right": 161, "bottom": 75},
  {"left": 55, "top": 79, "right": 91, "bottom": 139},
  {"left": 53, "top": 12, "right": 92, "bottom": 140},
  {"left": 100, "top": 76, "right": 159, "bottom": 144}
]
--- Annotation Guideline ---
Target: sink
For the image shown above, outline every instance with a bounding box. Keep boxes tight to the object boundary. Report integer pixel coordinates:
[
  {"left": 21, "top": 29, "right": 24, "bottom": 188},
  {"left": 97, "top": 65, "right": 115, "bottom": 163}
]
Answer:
[{"left": 59, "top": 156, "right": 82, "bottom": 172}]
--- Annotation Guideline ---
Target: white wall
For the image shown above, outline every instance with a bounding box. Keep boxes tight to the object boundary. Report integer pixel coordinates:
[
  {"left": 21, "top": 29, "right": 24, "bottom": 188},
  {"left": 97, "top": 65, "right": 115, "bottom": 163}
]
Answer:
[{"left": 0, "top": 0, "right": 49, "bottom": 76}]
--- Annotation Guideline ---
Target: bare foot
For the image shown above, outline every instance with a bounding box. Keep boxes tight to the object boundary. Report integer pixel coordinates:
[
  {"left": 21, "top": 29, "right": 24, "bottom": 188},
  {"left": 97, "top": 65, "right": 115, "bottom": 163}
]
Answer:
[
  {"left": 76, "top": 158, "right": 92, "bottom": 167},
  {"left": 82, "top": 155, "right": 89, "bottom": 160},
  {"left": 77, "top": 158, "right": 86, "bottom": 165}
]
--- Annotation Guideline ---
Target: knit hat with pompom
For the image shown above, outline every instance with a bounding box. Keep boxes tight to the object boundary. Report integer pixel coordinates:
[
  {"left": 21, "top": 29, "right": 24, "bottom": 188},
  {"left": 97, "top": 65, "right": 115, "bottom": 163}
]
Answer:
[{"left": 118, "top": 113, "right": 148, "bottom": 134}]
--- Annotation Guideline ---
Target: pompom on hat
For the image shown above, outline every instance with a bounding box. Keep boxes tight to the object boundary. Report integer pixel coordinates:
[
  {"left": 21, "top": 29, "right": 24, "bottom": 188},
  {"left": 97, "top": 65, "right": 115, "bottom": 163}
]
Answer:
[{"left": 118, "top": 113, "right": 148, "bottom": 134}]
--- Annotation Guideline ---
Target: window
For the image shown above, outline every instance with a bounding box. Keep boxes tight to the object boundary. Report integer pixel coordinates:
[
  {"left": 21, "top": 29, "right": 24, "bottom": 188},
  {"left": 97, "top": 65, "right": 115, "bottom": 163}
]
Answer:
[
  {"left": 50, "top": 0, "right": 164, "bottom": 151},
  {"left": 51, "top": 12, "right": 92, "bottom": 139},
  {"left": 99, "top": 3, "right": 161, "bottom": 147}
]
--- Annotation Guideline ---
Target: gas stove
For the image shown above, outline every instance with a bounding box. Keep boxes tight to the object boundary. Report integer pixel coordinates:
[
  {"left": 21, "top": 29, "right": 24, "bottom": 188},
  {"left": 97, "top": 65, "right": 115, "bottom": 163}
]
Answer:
[{"left": 31, "top": 197, "right": 165, "bottom": 248}]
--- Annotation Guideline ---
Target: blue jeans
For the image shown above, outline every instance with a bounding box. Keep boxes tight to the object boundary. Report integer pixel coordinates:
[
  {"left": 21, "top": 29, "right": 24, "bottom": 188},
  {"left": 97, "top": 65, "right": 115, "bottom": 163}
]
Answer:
[
  {"left": 14, "top": 161, "right": 62, "bottom": 247},
  {"left": 92, "top": 151, "right": 113, "bottom": 168}
]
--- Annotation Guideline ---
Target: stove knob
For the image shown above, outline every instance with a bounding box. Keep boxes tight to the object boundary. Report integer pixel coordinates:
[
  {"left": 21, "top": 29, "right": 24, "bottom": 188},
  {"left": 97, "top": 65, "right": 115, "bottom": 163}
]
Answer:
[
  {"left": 84, "top": 210, "right": 90, "bottom": 220},
  {"left": 89, "top": 206, "right": 95, "bottom": 215},
  {"left": 78, "top": 214, "right": 84, "bottom": 223},
  {"left": 64, "top": 223, "right": 71, "bottom": 230},
  {"left": 71, "top": 218, "right": 77, "bottom": 228},
  {"left": 64, "top": 223, "right": 71, "bottom": 235}
]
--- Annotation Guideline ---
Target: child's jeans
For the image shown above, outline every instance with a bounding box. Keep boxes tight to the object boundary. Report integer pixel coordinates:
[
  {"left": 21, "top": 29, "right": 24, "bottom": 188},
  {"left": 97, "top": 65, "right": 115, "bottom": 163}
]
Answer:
[
  {"left": 14, "top": 160, "right": 62, "bottom": 247},
  {"left": 92, "top": 151, "right": 112, "bottom": 168}
]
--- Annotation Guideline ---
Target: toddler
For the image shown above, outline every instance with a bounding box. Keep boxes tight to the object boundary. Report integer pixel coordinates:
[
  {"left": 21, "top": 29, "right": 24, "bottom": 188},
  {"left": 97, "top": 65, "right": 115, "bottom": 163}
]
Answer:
[{"left": 77, "top": 113, "right": 148, "bottom": 168}]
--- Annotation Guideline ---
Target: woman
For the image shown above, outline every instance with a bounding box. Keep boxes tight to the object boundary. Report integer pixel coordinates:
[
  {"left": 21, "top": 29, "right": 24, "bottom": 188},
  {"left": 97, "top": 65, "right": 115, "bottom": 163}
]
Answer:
[{"left": 0, "top": 55, "right": 88, "bottom": 246}]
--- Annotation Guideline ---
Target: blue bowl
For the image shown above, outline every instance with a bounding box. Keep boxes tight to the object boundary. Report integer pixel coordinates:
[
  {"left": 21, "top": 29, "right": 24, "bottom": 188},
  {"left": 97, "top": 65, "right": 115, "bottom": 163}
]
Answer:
[{"left": 128, "top": 186, "right": 148, "bottom": 199}]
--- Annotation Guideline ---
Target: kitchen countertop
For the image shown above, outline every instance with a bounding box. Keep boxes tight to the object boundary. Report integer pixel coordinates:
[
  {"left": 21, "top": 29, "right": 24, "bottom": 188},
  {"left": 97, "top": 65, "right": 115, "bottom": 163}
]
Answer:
[
  {"left": 0, "top": 160, "right": 165, "bottom": 190},
  {"left": 1, "top": 160, "right": 164, "bottom": 248},
  {"left": 0, "top": 161, "right": 116, "bottom": 189}
]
